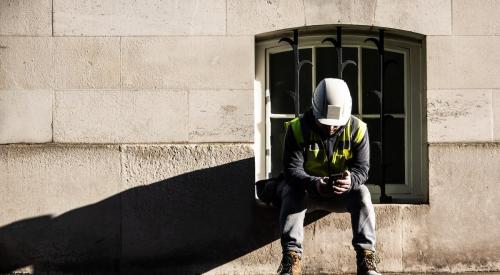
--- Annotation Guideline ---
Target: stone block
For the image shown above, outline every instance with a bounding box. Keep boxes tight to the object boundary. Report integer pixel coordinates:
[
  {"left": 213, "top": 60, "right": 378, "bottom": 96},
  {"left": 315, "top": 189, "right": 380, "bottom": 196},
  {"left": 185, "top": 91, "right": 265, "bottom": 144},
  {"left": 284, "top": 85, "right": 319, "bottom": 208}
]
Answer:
[
  {"left": 53, "top": 0, "right": 225, "bottom": 36},
  {"left": 121, "top": 144, "right": 254, "bottom": 188},
  {"left": 304, "top": 0, "right": 376, "bottom": 26},
  {"left": 54, "top": 90, "right": 188, "bottom": 143},
  {"left": 121, "top": 36, "right": 254, "bottom": 90},
  {"left": 54, "top": 37, "right": 120, "bottom": 89},
  {"left": 0, "top": 144, "right": 122, "bottom": 270},
  {"left": 0, "top": 90, "right": 53, "bottom": 144},
  {"left": 402, "top": 144, "right": 500, "bottom": 272},
  {"left": 120, "top": 144, "right": 255, "bottom": 265},
  {"left": 427, "top": 89, "right": 493, "bottom": 142},
  {"left": 0, "top": 0, "right": 52, "bottom": 36},
  {"left": 227, "top": 0, "right": 305, "bottom": 35},
  {"left": 0, "top": 144, "right": 121, "bottom": 226},
  {"left": 189, "top": 90, "right": 253, "bottom": 142},
  {"left": 427, "top": 36, "right": 500, "bottom": 89},
  {"left": 494, "top": 90, "right": 500, "bottom": 141},
  {"left": 374, "top": 0, "right": 451, "bottom": 35},
  {"left": 0, "top": 37, "right": 54, "bottom": 90},
  {"left": 452, "top": 0, "right": 500, "bottom": 35}
]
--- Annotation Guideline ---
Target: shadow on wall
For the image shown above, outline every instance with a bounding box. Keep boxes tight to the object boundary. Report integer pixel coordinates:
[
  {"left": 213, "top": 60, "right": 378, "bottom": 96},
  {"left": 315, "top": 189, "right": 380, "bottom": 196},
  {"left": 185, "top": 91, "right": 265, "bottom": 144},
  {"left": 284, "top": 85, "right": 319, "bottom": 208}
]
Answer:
[{"left": 0, "top": 158, "right": 326, "bottom": 274}]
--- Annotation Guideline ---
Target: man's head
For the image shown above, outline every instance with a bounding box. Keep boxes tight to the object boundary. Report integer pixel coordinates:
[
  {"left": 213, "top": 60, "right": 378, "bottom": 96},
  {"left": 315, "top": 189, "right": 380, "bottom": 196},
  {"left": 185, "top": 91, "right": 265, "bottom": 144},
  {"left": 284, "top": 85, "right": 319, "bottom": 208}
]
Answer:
[{"left": 312, "top": 78, "right": 352, "bottom": 135}]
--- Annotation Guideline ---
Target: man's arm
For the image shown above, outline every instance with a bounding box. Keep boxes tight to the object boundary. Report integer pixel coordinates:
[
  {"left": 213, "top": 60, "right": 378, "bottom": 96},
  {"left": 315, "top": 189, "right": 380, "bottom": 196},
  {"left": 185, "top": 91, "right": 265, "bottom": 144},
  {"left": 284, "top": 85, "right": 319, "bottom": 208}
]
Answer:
[
  {"left": 282, "top": 126, "right": 321, "bottom": 193},
  {"left": 348, "top": 128, "right": 370, "bottom": 190}
]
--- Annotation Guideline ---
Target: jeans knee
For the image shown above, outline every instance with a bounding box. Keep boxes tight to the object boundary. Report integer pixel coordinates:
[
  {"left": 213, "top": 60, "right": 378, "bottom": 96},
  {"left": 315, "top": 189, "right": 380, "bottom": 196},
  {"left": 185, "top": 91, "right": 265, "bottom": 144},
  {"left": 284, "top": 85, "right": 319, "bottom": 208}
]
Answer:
[
  {"left": 279, "top": 182, "right": 307, "bottom": 212},
  {"left": 351, "top": 185, "right": 372, "bottom": 206}
]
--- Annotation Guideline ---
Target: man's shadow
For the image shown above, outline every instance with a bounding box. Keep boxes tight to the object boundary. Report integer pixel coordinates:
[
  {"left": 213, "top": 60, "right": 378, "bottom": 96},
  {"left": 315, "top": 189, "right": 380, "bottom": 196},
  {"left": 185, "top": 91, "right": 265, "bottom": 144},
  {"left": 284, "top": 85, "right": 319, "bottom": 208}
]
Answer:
[{"left": 0, "top": 158, "right": 326, "bottom": 274}]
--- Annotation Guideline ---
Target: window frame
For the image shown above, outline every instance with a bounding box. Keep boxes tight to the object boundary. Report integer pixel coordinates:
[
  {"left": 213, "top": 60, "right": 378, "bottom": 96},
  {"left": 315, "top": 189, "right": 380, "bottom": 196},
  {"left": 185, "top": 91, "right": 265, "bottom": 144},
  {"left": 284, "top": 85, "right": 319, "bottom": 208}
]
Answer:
[{"left": 254, "top": 31, "right": 428, "bottom": 203}]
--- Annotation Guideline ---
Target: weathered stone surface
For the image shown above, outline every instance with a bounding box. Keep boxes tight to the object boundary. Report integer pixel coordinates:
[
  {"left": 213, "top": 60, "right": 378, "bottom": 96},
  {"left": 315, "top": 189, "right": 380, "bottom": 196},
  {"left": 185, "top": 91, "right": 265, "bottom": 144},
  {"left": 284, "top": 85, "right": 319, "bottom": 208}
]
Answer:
[
  {"left": 0, "top": 144, "right": 122, "bottom": 271},
  {"left": 121, "top": 144, "right": 254, "bottom": 188},
  {"left": 53, "top": 0, "right": 225, "bottom": 36},
  {"left": 54, "top": 37, "right": 120, "bottom": 89},
  {"left": 54, "top": 90, "right": 188, "bottom": 143},
  {"left": 452, "top": 0, "right": 500, "bottom": 35},
  {"left": 304, "top": 0, "right": 376, "bottom": 26},
  {"left": 402, "top": 144, "right": 500, "bottom": 272},
  {"left": 121, "top": 36, "right": 254, "bottom": 90},
  {"left": 0, "top": 0, "right": 52, "bottom": 36},
  {"left": 427, "top": 89, "right": 493, "bottom": 142},
  {"left": 120, "top": 144, "right": 257, "bottom": 267},
  {"left": 227, "top": 0, "right": 305, "bottom": 35},
  {"left": 303, "top": 205, "right": 402, "bottom": 274},
  {"left": 0, "top": 144, "right": 121, "bottom": 226},
  {"left": 0, "top": 37, "right": 54, "bottom": 90},
  {"left": 0, "top": 90, "right": 53, "bottom": 144},
  {"left": 494, "top": 90, "right": 500, "bottom": 141},
  {"left": 374, "top": 0, "right": 452, "bottom": 35},
  {"left": 189, "top": 90, "right": 253, "bottom": 142},
  {"left": 428, "top": 36, "right": 500, "bottom": 89},
  {"left": 206, "top": 239, "right": 282, "bottom": 275},
  {"left": 209, "top": 204, "right": 403, "bottom": 274}
]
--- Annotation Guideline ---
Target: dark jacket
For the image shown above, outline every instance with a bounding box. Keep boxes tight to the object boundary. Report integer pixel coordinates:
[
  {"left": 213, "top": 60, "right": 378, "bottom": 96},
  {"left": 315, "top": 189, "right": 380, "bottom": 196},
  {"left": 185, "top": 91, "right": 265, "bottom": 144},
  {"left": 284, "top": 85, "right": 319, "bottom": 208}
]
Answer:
[{"left": 282, "top": 109, "right": 370, "bottom": 194}]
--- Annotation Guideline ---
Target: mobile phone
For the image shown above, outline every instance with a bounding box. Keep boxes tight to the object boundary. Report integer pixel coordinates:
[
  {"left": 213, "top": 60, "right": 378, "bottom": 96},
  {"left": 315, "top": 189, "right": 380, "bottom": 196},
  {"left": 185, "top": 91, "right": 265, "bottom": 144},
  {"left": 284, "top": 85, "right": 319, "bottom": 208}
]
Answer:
[{"left": 327, "top": 172, "right": 343, "bottom": 186}]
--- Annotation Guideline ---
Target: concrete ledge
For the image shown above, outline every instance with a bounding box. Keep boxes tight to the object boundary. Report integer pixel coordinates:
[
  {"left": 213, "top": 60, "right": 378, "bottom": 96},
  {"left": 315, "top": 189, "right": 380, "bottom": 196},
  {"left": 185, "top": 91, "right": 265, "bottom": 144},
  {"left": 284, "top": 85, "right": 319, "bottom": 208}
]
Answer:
[{"left": 0, "top": 143, "right": 499, "bottom": 273}]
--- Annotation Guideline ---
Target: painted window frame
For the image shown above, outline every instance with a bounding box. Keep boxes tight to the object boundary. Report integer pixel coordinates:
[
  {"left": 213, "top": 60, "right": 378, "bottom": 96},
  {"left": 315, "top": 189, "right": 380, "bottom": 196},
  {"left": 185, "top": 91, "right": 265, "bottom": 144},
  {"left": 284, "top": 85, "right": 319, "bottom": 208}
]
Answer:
[{"left": 254, "top": 30, "right": 428, "bottom": 203}]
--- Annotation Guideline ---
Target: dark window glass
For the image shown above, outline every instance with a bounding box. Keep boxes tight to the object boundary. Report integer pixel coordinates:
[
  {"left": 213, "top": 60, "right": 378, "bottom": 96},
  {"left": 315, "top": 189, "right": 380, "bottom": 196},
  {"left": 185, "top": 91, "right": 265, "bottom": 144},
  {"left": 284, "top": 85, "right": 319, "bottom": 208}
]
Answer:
[
  {"left": 270, "top": 49, "right": 312, "bottom": 114},
  {"left": 270, "top": 118, "right": 292, "bottom": 177},
  {"left": 316, "top": 47, "right": 359, "bottom": 114},
  {"left": 364, "top": 117, "right": 405, "bottom": 185},
  {"left": 362, "top": 49, "right": 405, "bottom": 114}
]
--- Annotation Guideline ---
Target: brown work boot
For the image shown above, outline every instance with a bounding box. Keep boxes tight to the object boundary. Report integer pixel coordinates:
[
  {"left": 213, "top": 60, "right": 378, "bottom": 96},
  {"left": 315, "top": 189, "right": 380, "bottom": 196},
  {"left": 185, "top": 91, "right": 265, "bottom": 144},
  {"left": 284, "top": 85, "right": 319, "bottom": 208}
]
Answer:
[
  {"left": 356, "top": 249, "right": 381, "bottom": 275},
  {"left": 277, "top": 251, "right": 301, "bottom": 275}
]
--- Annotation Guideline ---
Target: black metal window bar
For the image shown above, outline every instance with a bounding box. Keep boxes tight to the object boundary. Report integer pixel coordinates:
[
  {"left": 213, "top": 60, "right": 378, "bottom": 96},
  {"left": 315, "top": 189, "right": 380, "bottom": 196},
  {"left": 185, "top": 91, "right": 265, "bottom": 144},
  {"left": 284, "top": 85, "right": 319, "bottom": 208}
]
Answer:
[{"left": 278, "top": 27, "right": 393, "bottom": 203}]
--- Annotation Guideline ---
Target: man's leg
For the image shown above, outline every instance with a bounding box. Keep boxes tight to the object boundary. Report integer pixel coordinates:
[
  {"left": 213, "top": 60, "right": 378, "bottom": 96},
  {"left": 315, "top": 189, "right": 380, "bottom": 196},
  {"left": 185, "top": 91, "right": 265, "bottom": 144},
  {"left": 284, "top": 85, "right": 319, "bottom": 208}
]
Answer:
[
  {"left": 278, "top": 181, "right": 307, "bottom": 255},
  {"left": 346, "top": 185, "right": 376, "bottom": 252},
  {"left": 345, "top": 185, "right": 380, "bottom": 275}
]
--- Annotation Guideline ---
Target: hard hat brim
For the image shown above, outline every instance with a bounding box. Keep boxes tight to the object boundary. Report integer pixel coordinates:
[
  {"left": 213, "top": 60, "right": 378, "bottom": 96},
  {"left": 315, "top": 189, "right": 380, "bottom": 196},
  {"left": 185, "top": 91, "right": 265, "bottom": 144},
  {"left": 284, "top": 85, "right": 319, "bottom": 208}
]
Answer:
[{"left": 317, "top": 117, "right": 348, "bottom": 126}]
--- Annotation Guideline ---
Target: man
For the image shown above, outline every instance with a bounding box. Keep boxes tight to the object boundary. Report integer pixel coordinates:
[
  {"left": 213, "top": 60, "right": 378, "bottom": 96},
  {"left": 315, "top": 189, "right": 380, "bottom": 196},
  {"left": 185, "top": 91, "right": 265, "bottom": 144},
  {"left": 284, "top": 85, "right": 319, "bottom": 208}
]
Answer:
[{"left": 276, "top": 78, "right": 381, "bottom": 275}]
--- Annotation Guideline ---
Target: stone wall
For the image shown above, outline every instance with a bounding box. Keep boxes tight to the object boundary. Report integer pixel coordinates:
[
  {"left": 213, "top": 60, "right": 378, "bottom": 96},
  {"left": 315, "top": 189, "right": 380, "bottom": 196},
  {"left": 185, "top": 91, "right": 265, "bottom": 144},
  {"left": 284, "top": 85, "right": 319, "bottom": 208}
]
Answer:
[{"left": 0, "top": 0, "right": 499, "bottom": 274}]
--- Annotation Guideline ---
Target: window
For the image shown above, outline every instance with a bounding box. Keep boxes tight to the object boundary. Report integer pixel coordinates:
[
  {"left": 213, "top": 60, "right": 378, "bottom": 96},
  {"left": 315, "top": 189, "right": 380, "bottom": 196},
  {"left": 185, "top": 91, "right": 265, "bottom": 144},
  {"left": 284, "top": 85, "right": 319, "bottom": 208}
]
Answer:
[{"left": 255, "top": 28, "right": 427, "bottom": 203}]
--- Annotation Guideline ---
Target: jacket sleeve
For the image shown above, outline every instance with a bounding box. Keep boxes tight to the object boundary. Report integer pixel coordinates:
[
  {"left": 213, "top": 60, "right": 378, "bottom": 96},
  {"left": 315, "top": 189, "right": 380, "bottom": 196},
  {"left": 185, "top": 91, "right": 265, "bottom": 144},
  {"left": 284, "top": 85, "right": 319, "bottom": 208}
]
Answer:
[
  {"left": 282, "top": 125, "right": 321, "bottom": 193},
  {"left": 348, "top": 127, "right": 370, "bottom": 190}
]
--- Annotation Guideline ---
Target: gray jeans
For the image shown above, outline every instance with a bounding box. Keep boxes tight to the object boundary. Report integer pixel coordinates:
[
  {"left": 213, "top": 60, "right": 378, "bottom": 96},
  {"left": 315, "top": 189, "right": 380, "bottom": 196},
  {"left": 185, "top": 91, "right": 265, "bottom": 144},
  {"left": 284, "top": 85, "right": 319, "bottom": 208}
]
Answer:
[{"left": 278, "top": 181, "right": 376, "bottom": 255}]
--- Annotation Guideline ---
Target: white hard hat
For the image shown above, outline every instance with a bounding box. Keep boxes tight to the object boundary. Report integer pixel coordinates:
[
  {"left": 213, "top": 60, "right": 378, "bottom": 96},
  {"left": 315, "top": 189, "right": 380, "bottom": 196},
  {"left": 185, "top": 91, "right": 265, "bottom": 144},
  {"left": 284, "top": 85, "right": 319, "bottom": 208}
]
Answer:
[{"left": 312, "top": 78, "right": 352, "bottom": 126}]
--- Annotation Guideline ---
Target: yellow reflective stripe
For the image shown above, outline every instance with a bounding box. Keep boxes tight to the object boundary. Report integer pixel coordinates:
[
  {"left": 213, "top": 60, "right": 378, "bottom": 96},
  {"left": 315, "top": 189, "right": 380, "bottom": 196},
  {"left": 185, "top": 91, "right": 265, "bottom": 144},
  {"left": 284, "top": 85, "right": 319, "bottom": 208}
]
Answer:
[
  {"left": 354, "top": 121, "right": 367, "bottom": 144},
  {"left": 285, "top": 118, "right": 304, "bottom": 145}
]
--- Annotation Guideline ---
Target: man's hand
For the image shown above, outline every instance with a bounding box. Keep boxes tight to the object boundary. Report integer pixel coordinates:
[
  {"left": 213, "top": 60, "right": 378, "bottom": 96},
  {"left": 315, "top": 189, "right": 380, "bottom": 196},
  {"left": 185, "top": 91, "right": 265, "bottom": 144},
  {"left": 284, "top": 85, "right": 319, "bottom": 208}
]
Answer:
[
  {"left": 315, "top": 177, "right": 335, "bottom": 197},
  {"left": 333, "top": 170, "right": 351, "bottom": 195}
]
